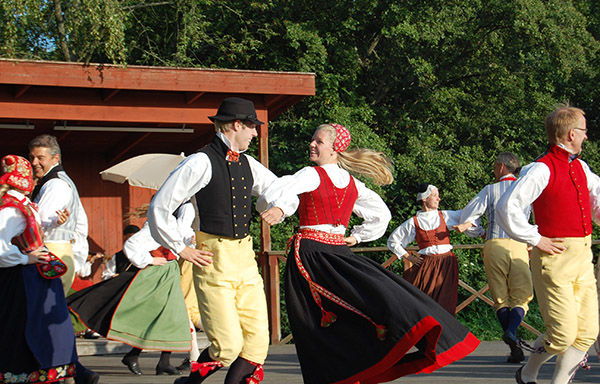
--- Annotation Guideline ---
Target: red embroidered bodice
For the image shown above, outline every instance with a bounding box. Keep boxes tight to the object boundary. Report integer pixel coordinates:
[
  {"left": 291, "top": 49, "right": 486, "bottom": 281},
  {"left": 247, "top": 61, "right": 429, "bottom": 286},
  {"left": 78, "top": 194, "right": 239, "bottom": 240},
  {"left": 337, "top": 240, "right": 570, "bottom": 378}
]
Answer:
[
  {"left": 0, "top": 193, "right": 44, "bottom": 252},
  {"left": 298, "top": 166, "right": 358, "bottom": 227},
  {"left": 413, "top": 211, "right": 450, "bottom": 250},
  {"left": 532, "top": 145, "right": 592, "bottom": 238}
]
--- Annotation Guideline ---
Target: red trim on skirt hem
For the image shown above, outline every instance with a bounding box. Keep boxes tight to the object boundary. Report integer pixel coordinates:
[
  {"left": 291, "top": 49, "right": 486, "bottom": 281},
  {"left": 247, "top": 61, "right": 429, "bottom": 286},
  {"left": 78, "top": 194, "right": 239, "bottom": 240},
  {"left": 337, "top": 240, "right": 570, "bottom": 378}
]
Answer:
[{"left": 332, "top": 316, "right": 480, "bottom": 384}]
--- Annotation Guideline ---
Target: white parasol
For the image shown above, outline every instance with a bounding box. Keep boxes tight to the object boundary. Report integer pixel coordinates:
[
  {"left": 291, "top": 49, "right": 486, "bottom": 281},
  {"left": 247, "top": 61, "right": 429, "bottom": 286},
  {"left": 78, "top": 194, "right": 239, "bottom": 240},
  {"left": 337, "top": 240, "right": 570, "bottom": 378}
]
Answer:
[{"left": 100, "top": 153, "right": 186, "bottom": 190}]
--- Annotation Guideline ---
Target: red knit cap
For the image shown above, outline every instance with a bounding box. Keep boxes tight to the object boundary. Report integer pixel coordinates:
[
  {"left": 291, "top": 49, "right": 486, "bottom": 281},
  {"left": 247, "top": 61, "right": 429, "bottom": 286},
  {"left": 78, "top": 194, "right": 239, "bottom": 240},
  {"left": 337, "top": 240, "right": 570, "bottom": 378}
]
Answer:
[
  {"left": 330, "top": 123, "right": 351, "bottom": 152},
  {"left": 0, "top": 155, "right": 34, "bottom": 193}
]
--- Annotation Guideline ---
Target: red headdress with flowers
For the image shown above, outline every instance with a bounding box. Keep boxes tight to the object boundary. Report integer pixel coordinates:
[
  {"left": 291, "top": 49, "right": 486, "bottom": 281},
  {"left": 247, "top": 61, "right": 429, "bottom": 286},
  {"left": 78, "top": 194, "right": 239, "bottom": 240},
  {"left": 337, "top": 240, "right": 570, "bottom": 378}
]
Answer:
[
  {"left": 330, "top": 123, "right": 351, "bottom": 152},
  {"left": 0, "top": 155, "right": 34, "bottom": 193}
]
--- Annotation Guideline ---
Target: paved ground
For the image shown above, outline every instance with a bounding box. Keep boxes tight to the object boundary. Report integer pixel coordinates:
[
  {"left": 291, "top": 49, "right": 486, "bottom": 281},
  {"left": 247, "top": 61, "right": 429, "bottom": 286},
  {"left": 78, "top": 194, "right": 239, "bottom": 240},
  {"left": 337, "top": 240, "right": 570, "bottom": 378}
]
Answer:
[{"left": 77, "top": 338, "right": 600, "bottom": 383}]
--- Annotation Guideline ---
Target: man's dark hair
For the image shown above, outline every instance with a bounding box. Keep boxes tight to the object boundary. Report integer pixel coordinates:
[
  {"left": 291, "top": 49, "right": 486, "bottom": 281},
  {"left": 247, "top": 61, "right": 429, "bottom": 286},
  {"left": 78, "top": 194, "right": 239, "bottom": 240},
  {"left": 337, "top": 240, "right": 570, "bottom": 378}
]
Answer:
[{"left": 123, "top": 224, "right": 140, "bottom": 236}]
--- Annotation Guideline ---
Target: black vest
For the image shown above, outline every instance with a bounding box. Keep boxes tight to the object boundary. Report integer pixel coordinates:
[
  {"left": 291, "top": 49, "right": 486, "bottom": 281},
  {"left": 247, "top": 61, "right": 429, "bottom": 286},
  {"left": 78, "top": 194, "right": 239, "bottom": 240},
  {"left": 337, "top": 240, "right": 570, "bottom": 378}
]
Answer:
[
  {"left": 31, "top": 164, "right": 64, "bottom": 201},
  {"left": 195, "top": 137, "right": 254, "bottom": 239},
  {"left": 114, "top": 250, "right": 139, "bottom": 273}
]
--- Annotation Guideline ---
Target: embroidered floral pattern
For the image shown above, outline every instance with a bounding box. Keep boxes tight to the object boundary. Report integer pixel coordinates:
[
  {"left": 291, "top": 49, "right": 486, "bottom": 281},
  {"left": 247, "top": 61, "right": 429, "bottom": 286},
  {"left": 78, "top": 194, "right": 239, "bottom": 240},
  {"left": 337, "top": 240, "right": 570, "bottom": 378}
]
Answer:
[
  {"left": 289, "top": 229, "right": 387, "bottom": 340},
  {"left": 0, "top": 155, "right": 34, "bottom": 193},
  {"left": 330, "top": 123, "right": 351, "bottom": 152},
  {"left": 0, "top": 363, "right": 75, "bottom": 383}
]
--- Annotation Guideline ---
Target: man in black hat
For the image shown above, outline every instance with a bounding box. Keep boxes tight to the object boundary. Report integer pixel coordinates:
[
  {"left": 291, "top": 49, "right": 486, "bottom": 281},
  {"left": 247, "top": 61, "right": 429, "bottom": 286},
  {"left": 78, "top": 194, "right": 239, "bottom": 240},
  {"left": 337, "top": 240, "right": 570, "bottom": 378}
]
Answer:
[{"left": 148, "top": 97, "right": 295, "bottom": 384}]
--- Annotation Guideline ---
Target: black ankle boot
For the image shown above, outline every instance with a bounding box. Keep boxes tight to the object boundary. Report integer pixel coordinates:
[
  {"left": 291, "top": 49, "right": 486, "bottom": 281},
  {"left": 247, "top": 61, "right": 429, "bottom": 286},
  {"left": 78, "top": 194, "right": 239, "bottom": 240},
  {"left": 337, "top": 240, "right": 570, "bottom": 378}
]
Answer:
[{"left": 224, "top": 357, "right": 264, "bottom": 384}]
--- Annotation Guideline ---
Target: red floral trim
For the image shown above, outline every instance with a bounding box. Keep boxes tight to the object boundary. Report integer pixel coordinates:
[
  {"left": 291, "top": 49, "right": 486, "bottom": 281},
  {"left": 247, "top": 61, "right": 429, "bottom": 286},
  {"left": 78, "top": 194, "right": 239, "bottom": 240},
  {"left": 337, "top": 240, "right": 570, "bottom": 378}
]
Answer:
[
  {"left": 288, "top": 229, "right": 387, "bottom": 340},
  {"left": 245, "top": 363, "right": 264, "bottom": 383},
  {"left": 0, "top": 363, "right": 75, "bottom": 383},
  {"left": 190, "top": 360, "right": 223, "bottom": 377}
]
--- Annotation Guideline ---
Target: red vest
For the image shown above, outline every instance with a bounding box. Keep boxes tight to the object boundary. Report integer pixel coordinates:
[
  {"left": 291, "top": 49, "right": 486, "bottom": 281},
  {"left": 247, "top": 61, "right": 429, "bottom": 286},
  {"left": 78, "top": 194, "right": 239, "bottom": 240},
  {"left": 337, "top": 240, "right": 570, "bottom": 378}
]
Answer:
[
  {"left": 532, "top": 145, "right": 592, "bottom": 238},
  {"left": 0, "top": 193, "right": 44, "bottom": 252},
  {"left": 414, "top": 211, "right": 451, "bottom": 250},
  {"left": 298, "top": 166, "right": 358, "bottom": 227}
]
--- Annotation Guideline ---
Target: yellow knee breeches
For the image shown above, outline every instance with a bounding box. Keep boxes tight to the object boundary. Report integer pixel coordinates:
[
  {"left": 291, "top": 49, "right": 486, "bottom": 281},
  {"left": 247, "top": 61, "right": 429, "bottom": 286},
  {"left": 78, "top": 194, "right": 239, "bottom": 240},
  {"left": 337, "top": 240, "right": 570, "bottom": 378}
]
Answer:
[
  {"left": 192, "top": 231, "right": 269, "bottom": 366},
  {"left": 531, "top": 235, "right": 599, "bottom": 354},
  {"left": 483, "top": 238, "right": 533, "bottom": 312},
  {"left": 46, "top": 241, "right": 75, "bottom": 296}
]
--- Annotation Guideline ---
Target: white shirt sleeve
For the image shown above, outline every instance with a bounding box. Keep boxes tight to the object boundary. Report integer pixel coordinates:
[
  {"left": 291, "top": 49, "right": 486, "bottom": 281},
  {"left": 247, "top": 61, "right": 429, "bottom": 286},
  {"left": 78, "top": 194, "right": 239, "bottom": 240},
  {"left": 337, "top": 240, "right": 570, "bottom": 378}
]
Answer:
[
  {"left": 35, "top": 179, "right": 72, "bottom": 231},
  {"left": 256, "top": 166, "right": 320, "bottom": 217},
  {"left": 123, "top": 224, "right": 159, "bottom": 269},
  {"left": 387, "top": 218, "right": 415, "bottom": 259},
  {"left": 580, "top": 160, "right": 600, "bottom": 225},
  {"left": 102, "top": 256, "right": 116, "bottom": 280},
  {"left": 460, "top": 186, "right": 489, "bottom": 224},
  {"left": 444, "top": 209, "right": 485, "bottom": 237},
  {"left": 496, "top": 162, "right": 549, "bottom": 246},
  {"left": 148, "top": 154, "right": 212, "bottom": 254},
  {"left": 0, "top": 207, "right": 30, "bottom": 267},
  {"left": 176, "top": 201, "right": 196, "bottom": 247},
  {"left": 350, "top": 178, "right": 391, "bottom": 243}
]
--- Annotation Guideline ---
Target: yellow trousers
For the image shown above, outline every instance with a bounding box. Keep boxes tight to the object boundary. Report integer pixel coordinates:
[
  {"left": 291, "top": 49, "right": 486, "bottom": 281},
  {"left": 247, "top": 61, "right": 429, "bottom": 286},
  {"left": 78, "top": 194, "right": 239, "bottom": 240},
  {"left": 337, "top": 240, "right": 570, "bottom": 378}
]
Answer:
[
  {"left": 531, "top": 235, "right": 599, "bottom": 354},
  {"left": 193, "top": 232, "right": 269, "bottom": 366},
  {"left": 178, "top": 258, "right": 202, "bottom": 329},
  {"left": 483, "top": 238, "right": 533, "bottom": 311},
  {"left": 46, "top": 242, "right": 75, "bottom": 296}
]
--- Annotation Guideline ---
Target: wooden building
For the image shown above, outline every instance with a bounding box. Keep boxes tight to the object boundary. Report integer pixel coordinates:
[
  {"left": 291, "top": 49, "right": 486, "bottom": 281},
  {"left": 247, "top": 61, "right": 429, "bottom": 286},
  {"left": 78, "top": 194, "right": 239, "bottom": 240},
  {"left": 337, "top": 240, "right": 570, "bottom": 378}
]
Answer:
[{"left": 0, "top": 59, "right": 314, "bottom": 258}]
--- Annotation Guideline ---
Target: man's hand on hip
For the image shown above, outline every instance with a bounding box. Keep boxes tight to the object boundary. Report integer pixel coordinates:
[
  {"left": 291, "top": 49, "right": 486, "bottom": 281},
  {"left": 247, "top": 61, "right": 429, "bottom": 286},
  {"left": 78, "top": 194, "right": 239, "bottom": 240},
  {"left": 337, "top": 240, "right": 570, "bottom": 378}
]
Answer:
[
  {"left": 179, "top": 246, "right": 213, "bottom": 267},
  {"left": 535, "top": 236, "right": 566, "bottom": 255}
]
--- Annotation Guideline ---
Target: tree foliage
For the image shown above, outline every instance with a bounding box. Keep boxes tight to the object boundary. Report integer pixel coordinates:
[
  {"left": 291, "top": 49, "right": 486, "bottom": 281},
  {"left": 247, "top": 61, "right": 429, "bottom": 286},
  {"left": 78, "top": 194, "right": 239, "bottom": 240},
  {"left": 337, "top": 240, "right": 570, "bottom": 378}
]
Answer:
[{"left": 2, "top": 0, "right": 600, "bottom": 339}]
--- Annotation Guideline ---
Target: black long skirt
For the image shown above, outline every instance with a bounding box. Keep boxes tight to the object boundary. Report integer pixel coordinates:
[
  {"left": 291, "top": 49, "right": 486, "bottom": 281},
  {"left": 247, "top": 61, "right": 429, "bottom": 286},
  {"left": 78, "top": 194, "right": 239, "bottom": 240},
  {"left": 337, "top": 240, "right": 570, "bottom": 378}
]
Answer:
[{"left": 286, "top": 238, "right": 479, "bottom": 384}]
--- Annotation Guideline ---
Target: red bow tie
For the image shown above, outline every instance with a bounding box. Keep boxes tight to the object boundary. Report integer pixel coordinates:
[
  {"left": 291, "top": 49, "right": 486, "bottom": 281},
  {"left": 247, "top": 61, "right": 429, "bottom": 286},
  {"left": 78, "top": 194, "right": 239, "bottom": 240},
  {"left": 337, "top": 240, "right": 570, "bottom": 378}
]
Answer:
[{"left": 226, "top": 149, "right": 240, "bottom": 162}]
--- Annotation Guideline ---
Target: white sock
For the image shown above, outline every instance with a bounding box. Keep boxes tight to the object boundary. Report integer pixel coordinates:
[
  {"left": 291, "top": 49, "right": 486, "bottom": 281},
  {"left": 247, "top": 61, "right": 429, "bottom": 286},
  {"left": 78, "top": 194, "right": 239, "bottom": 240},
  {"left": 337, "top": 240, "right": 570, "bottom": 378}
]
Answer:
[
  {"left": 521, "top": 335, "right": 554, "bottom": 382},
  {"left": 189, "top": 318, "right": 200, "bottom": 362},
  {"left": 551, "top": 347, "right": 586, "bottom": 384}
]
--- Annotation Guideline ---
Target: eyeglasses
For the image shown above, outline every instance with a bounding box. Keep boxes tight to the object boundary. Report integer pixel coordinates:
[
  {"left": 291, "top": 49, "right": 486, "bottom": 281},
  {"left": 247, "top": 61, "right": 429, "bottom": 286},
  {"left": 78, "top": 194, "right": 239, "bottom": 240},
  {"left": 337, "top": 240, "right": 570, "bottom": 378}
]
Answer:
[{"left": 574, "top": 127, "right": 588, "bottom": 133}]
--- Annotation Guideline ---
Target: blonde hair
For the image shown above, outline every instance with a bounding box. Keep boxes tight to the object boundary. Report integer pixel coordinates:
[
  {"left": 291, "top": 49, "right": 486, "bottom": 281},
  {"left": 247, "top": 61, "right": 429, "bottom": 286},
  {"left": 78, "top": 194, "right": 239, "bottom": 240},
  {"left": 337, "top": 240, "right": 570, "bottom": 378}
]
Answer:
[
  {"left": 214, "top": 120, "right": 235, "bottom": 133},
  {"left": 0, "top": 184, "right": 9, "bottom": 199},
  {"left": 545, "top": 105, "right": 585, "bottom": 145},
  {"left": 317, "top": 124, "right": 394, "bottom": 186}
]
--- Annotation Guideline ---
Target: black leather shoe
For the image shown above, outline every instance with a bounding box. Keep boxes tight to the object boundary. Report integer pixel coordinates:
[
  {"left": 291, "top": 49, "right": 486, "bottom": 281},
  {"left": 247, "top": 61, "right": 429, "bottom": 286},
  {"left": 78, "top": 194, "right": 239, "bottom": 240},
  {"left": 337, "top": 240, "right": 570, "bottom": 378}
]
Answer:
[
  {"left": 515, "top": 366, "right": 537, "bottom": 384},
  {"left": 121, "top": 355, "right": 143, "bottom": 375},
  {"left": 177, "top": 357, "right": 191, "bottom": 371},
  {"left": 74, "top": 362, "right": 100, "bottom": 384},
  {"left": 156, "top": 364, "right": 182, "bottom": 375},
  {"left": 507, "top": 345, "right": 525, "bottom": 363}
]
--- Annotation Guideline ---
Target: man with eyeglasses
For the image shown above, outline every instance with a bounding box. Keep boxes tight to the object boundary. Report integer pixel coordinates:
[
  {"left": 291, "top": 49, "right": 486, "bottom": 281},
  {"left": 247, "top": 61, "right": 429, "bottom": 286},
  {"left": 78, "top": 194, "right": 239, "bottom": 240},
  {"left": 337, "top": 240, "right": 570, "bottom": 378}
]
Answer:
[
  {"left": 497, "top": 105, "right": 600, "bottom": 384},
  {"left": 148, "top": 97, "right": 295, "bottom": 384}
]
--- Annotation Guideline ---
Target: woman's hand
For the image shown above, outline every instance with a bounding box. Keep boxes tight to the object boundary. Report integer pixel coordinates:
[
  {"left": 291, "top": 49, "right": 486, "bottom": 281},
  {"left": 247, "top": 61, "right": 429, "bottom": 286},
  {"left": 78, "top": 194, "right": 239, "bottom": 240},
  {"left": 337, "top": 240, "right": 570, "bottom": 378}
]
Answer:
[
  {"left": 405, "top": 253, "right": 423, "bottom": 266},
  {"left": 27, "top": 246, "right": 50, "bottom": 264},
  {"left": 56, "top": 208, "right": 70, "bottom": 225},
  {"left": 260, "top": 207, "right": 284, "bottom": 226},
  {"left": 344, "top": 236, "right": 358, "bottom": 247},
  {"left": 151, "top": 257, "right": 168, "bottom": 266}
]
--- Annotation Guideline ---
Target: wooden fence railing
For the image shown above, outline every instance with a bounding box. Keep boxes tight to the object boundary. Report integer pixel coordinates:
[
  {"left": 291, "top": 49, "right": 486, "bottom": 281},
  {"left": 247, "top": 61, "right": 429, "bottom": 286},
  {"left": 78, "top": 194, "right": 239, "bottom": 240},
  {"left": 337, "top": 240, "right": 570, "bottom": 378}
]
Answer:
[{"left": 260, "top": 242, "right": 548, "bottom": 345}]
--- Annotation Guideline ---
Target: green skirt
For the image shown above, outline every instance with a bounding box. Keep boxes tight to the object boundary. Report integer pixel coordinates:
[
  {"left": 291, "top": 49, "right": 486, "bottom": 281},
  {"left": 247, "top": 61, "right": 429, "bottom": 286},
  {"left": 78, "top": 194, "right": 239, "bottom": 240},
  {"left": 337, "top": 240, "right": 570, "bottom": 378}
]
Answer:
[{"left": 69, "top": 261, "right": 191, "bottom": 351}]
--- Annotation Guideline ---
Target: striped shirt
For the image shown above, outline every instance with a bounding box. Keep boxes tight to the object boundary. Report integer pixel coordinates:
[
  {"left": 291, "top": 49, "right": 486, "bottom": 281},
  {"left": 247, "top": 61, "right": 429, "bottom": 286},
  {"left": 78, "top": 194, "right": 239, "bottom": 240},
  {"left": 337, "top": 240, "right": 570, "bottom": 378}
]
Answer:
[{"left": 460, "top": 174, "right": 530, "bottom": 240}]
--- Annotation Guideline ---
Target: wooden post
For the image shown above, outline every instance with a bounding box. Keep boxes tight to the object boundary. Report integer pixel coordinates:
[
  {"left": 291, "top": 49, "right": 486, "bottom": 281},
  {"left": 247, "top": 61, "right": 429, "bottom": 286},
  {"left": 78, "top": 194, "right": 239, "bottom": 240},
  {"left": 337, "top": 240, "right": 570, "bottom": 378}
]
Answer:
[{"left": 257, "top": 112, "right": 281, "bottom": 344}]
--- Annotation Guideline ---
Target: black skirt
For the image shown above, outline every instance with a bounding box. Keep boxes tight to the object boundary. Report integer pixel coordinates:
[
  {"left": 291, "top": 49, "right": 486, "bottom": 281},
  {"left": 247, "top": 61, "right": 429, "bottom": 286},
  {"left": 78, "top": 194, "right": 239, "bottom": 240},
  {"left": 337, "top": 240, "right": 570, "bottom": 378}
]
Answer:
[{"left": 286, "top": 238, "right": 479, "bottom": 384}]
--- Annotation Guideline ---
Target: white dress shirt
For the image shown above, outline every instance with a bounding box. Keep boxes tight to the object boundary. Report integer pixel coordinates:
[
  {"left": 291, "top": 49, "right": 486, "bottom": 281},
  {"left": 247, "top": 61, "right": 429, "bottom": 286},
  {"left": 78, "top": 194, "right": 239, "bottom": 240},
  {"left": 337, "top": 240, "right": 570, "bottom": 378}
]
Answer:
[
  {"left": 0, "top": 190, "right": 39, "bottom": 267},
  {"left": 460, "top": 174, "right": 531, "bottom": 240},
  {"left": 125, "top": 201, "right": 196, "bottom": 269},
  {"left": 497, "top": 153, "right": 600, "bottom": 246},
  {"left": 256, "top": 163, "right": 391, "bottom": 243},
  {"left": 387, "top": 209, "right": 484, "bottom": 259},
  {"left": 148, "top": 133, "right": 289, "bottom": 253}
]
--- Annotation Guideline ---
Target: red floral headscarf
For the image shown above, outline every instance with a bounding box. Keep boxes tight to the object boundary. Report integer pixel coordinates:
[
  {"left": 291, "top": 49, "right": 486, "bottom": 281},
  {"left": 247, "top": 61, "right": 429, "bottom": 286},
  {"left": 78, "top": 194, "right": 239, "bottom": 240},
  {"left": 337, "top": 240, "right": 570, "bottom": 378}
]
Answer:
[
  {"left": 0, "top": 155, "right": 34, "bottom": 193},
  {"left": 330, "top": 123, "right": 351, "bottom": 152}
]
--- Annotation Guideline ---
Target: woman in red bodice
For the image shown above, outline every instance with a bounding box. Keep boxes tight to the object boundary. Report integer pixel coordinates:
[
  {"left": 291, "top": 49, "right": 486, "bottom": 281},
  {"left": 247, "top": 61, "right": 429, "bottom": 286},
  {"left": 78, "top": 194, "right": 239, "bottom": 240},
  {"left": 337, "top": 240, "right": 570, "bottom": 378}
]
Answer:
[
  {"left": 259, "top": 124, "right": 480, "bottom": 384},
  {"left": 0, "top": 155, "right": 77, "bottom": 383}
]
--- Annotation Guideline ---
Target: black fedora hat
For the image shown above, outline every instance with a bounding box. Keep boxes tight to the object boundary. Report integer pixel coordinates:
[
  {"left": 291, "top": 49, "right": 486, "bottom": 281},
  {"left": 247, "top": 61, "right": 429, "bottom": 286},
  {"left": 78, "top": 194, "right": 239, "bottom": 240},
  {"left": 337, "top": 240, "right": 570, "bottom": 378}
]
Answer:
[{"left": 208, "top": 97, "right": 264, "bottom": 125}]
